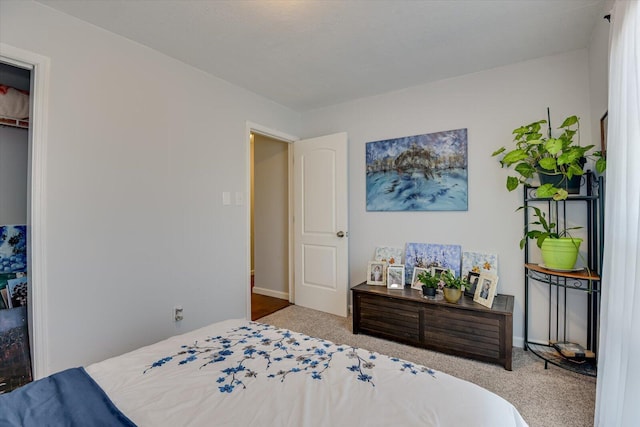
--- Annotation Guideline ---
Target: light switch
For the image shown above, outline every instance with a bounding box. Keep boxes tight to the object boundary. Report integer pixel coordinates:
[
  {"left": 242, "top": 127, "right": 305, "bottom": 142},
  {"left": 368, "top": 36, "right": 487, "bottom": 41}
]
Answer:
[
  {"left": 235, "top": 192, "right": 244, "bottom": 205},
  {"left": 222, "top": 192, "right": 231, "bottom": 205}
]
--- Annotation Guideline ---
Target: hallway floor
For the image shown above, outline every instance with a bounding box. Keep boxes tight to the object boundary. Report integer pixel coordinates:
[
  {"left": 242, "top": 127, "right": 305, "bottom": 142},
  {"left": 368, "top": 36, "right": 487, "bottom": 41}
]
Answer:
[{"left": 251, "top": 293, "right": 290, "bottom": 321}]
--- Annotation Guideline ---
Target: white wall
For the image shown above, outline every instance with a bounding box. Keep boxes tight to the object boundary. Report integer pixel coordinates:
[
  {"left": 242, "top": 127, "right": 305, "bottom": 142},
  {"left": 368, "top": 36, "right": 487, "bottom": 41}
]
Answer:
[
  {"left": 253, "top": 134, "right": 289, "bottom": 299},
  {"left": 300, "top": 49, "right": 597, "bottom": 347},
  {"left": 0, "top": 126, "right": 28, "bottom": 225},
  {"left": 1, "top": 1, "right": 300, "bottom": 374}
]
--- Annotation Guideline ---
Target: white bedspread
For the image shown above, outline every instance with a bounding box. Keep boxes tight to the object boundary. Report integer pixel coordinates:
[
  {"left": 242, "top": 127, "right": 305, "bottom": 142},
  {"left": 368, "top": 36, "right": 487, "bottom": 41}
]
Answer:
[{"left": 86, "top": 319, "right": 527, "bottom": 426}]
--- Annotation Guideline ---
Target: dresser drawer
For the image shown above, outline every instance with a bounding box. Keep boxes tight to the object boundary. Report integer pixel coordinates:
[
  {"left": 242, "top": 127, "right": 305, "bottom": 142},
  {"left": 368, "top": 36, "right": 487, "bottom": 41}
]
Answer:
[
  {"left": 357, "top": 294, "right": 421, "bottom": 343},
  {"left": 424, "top": 305, "right": 502, "bottom": 359}
]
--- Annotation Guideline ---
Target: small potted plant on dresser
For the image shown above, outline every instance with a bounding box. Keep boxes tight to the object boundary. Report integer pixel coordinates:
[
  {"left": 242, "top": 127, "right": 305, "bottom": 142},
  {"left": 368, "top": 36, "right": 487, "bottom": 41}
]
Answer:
[
  {"left": 441, "top": 270, "right": 465, "bottom": 303},
  {"left": 417, "top": 269, "right": 440, "bottom": 298}
]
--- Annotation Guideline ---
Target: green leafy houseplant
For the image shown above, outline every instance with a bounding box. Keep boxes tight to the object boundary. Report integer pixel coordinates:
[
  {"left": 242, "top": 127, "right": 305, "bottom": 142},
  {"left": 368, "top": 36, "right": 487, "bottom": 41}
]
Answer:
[
  {"left": 517, "top": 206, "right": 582, "bottom": 249},
  {"left": 417, "top": 270, "right": 440, "bottom": 298},
  {"left": 519, "top": 206, "right": 583, "bottom": 270},
  {"left": 417, "top": 270, "right": 440, "bottom": 289},
  {"left": 440, "top": 270, "right": 465, "bottom": 290},
  {"left": 492, "top": 115, "right": 606, "bottom": 200}
]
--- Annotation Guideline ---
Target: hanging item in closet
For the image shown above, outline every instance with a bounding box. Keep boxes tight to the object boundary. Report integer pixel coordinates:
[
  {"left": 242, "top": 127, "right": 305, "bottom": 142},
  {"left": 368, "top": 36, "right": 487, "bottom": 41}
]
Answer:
[{"left": 0, "top": 84, "right": 29, "bottom": 128}]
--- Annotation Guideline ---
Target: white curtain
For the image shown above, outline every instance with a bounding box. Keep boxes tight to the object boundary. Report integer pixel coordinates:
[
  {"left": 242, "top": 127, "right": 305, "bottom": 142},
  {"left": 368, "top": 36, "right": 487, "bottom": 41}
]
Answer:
[{"left": 595, "top": 1, "right": 640, "bottom": 426}]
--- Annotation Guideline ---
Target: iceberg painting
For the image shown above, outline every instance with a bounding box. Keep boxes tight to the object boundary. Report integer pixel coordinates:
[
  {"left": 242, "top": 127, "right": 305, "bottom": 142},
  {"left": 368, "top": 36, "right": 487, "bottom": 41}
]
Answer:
[
  {"left": 366, "top": 129, "right": 468, "bottom": 211},
  {"left": 0, "top": 225, "right": 27, "bottom": 273}
]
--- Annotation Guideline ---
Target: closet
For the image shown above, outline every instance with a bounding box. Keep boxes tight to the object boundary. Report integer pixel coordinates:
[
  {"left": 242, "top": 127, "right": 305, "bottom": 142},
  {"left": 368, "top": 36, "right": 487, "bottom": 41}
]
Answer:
[{"left": 0, "top": 62, "right": 31, "bottom": 393}]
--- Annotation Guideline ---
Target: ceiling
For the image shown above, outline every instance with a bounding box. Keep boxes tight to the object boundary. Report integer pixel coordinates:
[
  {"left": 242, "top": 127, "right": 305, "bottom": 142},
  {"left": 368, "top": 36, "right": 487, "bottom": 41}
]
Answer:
[{"left": 36, "top": 0, "right": 608, "bottom": 112}]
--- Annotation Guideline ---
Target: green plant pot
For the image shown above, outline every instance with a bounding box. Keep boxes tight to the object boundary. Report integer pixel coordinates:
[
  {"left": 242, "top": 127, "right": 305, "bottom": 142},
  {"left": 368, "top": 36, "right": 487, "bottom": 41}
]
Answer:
[
  {"left": 541, "top": 237, "right": 583, "bottom": 270},
  {"left": 443, "top": 287, "right": 462, "bottom": 303},
  {"left": 537, "top": 157, "right": 586, "bottom": 194}
]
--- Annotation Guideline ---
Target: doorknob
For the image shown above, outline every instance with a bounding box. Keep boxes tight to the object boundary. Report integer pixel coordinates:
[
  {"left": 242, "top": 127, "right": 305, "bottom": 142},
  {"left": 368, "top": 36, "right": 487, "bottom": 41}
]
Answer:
[{"left": 336, "top": 231, "right": 346, "bottom": 238}]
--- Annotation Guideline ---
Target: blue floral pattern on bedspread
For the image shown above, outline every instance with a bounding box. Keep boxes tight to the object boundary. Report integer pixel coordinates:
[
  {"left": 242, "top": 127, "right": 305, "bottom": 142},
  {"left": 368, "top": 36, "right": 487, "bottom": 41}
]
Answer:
[{"left": 144, "top": 322, "right": 436, "bottom": 393}]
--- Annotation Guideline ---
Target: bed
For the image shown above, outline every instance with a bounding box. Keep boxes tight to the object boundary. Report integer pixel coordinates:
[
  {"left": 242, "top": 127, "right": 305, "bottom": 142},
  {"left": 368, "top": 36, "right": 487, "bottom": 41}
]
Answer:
[{"left": 0, "top": 318, "right": 528, "bottom": 426}]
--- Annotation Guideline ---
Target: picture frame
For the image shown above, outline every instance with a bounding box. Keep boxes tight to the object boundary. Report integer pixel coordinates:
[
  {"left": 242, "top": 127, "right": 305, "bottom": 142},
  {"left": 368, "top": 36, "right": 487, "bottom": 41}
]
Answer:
[
  {"left": 430, "top": 266, "right": 452, "bottom": 278},
  {"left": 411, "top": 267, "right": 430, "bottom": 290},
  {"left": 374, "top": 246, "right": 403, "bottom": 265},
  {"left": 0, "top": 306, "right": 32, "bottom": 393},
  {"left": 464, "top": 271, "right": 480, "bottom": 297},
  {"left": 7, "top": 276, "right": 28, "bottom": 308},
  {"left": 473, "top": 273, "right": 499, "bottom": 308},
  {"left": 367, "top": 261, "right": 387, "bottom": 286},
  {"left": 600, "top": 111, "right": 608, "bottom": 156},
  {"left": 386, "top": 265, "right": 405, "bottom": 289},
  {"left": 461, "top": 251, "right": 498, "bottom": 278},
  {"left": 0, "top": 225, "right": 27, "bottom": 273},
  {"left": 366, "top": 128, "right": 468, "bottom": 212},
  {"left": 404, "top": 242, "right": 462, "bottom": 284}
]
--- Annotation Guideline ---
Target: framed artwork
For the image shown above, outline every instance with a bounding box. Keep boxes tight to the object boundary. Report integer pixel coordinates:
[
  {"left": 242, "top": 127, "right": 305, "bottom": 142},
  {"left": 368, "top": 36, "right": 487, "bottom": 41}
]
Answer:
[
  {"left": 404, "top": 242, "right": 462, "bottom": 285},
  {"left": 461, "top": 251, "right": 498, "bottom": 278},
  {"left": 0, "top": 225, "right": 27, "bottom": 273},
  {"left": 7, "top": 276, "right": 28, "bottom": 308},
  {"left": 365, "top": 128, "right": 468, "bottom": 211},
  {"left": 374, "top": 247, "right": 403, "bottom": 265},
  {"left": 0, "top": 306, "right": 32, "bottom": 393},
  {"left": 0, "top": 287, "right": 8, "bottom": 310},
  {"left": 600, "top": 111, "right": 608, "bottom": 156},
  {"left": 473, "top": 273, "right": 499, "bottom": 308},
  {"left": 465, "top": 271, "right": 480, "bottom": 297},
  {"left": 367, "top": 261, "right": 387, "bottom": 286},
  {"left": 386, "top": 265, "right": 405, "bottom": 289},
  {"left": 411, "top": 267, "right": 430, "bottom": 290}
]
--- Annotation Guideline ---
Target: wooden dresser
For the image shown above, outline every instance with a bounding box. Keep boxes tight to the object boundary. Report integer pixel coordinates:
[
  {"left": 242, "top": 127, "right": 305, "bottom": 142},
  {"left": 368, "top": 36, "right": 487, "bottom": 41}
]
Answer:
[{"left": 351, "top": 282, "right": 514, "bottom": 370}]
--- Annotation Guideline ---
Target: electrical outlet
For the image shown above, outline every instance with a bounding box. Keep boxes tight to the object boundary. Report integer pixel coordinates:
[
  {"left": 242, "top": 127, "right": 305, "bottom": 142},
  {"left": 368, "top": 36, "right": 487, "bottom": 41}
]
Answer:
[{"left": 174, "top": 306, "right": 183, "bottom": 322}]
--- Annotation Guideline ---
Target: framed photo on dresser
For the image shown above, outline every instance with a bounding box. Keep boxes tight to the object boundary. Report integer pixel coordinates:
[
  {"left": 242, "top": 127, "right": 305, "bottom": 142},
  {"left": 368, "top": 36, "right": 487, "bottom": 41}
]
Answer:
[
  {"left": 386, "top": 265, "right": 405, "bottom": 289},
  {"left": 473, "top": 273, "right": 498, "bottom": 308},
  {"left": 367, "top": 261, "right": 387, "bottom": 286}
]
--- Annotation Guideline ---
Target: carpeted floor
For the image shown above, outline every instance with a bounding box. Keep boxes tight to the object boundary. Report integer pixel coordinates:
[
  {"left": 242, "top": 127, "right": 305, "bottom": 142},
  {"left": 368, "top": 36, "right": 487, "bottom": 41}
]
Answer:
[{"left": 259, "top": 305, "right": 596, "bottom": 427}]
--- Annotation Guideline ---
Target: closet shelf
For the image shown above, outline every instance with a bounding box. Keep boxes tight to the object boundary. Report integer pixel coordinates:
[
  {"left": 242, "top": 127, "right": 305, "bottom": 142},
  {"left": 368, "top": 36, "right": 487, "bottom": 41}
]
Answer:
[{"left": 0, "top": 115, "right": 29, "bottom": 129}]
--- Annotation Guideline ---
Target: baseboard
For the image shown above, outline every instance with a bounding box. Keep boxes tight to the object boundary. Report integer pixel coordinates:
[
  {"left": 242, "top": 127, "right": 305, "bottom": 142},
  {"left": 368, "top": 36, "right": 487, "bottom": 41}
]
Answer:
[
  {"left": 252, "top": 286, "right": 289, "bottom": 300},
  {"left": 513, "top": 336, "right": 524, "bottom": 348}
]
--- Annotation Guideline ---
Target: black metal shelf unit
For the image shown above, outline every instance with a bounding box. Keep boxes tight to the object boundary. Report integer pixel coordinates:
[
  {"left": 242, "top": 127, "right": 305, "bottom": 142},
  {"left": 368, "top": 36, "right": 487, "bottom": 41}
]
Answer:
[{"left": 523, "top": 171, "right": 604, "bottom": 377}]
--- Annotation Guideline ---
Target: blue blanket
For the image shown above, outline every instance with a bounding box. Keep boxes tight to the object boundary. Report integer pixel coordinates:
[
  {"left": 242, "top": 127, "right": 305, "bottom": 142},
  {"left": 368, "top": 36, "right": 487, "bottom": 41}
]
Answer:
[{"left": 0, "top": 367, "right": 136, "bottom": 427}]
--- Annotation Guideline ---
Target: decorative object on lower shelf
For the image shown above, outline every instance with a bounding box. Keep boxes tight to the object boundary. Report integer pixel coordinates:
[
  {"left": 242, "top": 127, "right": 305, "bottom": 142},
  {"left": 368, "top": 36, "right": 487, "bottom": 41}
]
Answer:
[
  {"left": 526, "top": 342, "right": 597, "bottom": 376},
  {"left": 551, "top": 341, "right": 596, "bottom": 360}
]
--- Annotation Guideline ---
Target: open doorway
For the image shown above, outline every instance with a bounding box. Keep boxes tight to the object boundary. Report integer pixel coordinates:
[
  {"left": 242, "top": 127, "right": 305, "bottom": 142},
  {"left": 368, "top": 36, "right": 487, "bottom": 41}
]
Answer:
[
  {"left": 1, "top": 44, "right": 50, "bottom": 379},
  {"left": 250, "top": 132, "right": 291, "bottom": 320},
  {"left": 0, "top": 61, "right": 32, "bottom": 392}
]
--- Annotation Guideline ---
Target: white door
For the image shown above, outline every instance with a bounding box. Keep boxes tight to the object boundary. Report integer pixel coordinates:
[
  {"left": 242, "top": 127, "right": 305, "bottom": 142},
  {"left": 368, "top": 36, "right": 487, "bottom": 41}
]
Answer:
[{"left": 293, "top": 132, "right": 348, "bottom": 317}]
